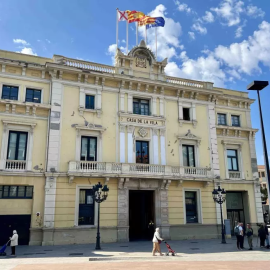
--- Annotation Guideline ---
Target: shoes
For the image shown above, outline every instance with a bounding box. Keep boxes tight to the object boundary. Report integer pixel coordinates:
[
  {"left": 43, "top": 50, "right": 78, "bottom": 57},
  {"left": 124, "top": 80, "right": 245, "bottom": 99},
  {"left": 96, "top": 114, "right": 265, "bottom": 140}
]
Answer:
[{"left": 249, "top": 248, "right": 253, "bottom": 250}]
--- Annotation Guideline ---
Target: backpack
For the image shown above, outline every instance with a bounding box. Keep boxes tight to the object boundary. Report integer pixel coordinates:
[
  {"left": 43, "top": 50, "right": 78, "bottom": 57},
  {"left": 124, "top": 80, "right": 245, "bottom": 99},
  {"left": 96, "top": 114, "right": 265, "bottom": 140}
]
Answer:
[{"left": 234, "top": 226, "right": 240, "bottom": 235}]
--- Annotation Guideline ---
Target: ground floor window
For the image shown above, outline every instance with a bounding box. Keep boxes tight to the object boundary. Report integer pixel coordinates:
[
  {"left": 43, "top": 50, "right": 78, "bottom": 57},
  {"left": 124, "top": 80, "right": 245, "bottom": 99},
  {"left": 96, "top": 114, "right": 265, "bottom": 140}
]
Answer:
[
  {"left": 0, "top": 185, "right": 33, "bottom": 198},
  {"left": 78, "top": 189, "right": 95, "bottom": 225},
  {"left": 185, "top": 191, "right": 198, "bottom": 223}
]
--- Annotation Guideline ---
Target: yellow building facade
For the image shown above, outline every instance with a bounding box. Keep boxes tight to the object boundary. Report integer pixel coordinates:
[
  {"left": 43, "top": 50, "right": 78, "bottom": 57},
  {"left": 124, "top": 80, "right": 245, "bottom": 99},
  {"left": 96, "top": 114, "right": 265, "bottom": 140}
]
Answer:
[{"left": 0, "top": 41, "right": 263, "bottom": 246}]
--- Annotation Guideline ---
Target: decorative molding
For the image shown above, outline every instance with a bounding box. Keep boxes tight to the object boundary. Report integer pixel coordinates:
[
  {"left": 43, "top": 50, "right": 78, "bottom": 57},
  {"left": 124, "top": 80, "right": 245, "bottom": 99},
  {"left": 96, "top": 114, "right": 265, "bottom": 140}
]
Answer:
[
  {"left": 177, "top": 180, "right": 183, "bottom": 187},
  {"left": 119, "top": 125, "right": 126, "bottom": 133},
  {"left": 137, "top": 83, "right": 141, "bottom": 91},
  {"left": 160, "top": 129, "right": 166, "bottom": 136},
  {"left": 203, "top": 181, "right": 210, "bottom": 188},
  {"left": 95, "top": 76, "right": 99, "bottom": 86},
  {"left": 138, "top": 127, "right": 148, "bottom": 137},
  {"left": 152, "top": 129, "right": 159, "bottom": 136},
  {"left": 178, "top": 129, "right": 201, "bottom": 145},
  {"left": 69, "top": 176, "right": 74, "bottom": 185},
  {"left": 118, "top": 178, "right": 124, "bottom": 189},
  {"left": 127, "top": 125, "right": 135, "bottom": 133}
]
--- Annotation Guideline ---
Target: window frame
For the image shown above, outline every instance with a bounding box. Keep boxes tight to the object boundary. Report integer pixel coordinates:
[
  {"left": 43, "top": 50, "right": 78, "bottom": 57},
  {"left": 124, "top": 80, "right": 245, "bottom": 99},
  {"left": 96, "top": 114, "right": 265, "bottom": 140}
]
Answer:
[
  {"left": 25, "top": 88, "right": 42, "bottom": 103},
  {"left": 227, "top": 149, "right": 239, "bottom": 171},
  {"left": 7, "top": 131, "right": 28, "bottom": 161},
  {"left": 183, "top": 188, "right": 203, "bottom": 224},
  {"left": 136, "top": 140, "right": 149, "bottom": 164},
  {"left": 217, "top": 113, "right": 227, "bottom": 126},
  {"left": 182, "top": 144, "right": 196, "bottom": 167},
  {"left": 80, "top": 136, "right": 97, "bottom": 161},
  {"left": 183, "top": 107, "right": 191, "bottom": 121},
  {"left": 231, "top": 115, "right": 240, "bottom": 127},
  {"left": 78, "top": 188, "right": 95, "bottom": 225},
  {"left": 1, "top": 85, "right": 19, "bottom": 100},
  {"left": 133, "top": 98, "right": 150, "bottom": 116},
  {"left": 85, "top": 95, "right": 95, "bottom": 110},
  {"left": 0, "top": 185, "right": 33, "bottom": 199}
]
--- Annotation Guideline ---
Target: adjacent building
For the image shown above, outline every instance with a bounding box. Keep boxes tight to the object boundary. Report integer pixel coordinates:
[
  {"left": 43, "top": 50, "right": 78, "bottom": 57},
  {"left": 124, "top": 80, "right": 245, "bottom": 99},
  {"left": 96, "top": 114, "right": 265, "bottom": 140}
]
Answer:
[{"left": 0, "top": 40, "right": 263, "bottom": 246}]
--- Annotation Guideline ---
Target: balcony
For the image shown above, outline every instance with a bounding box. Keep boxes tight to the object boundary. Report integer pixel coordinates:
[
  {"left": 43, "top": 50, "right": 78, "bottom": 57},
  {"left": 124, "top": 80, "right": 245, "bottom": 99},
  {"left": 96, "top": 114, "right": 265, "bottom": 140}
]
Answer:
[
  {"left": 228, "top": 171, "right": 242, "bottom": 180},
  {"left": 5, "top": 160, "right": 26, "bottom": 171},
  {"left": 68, "top": 161, "right": 213, "bottom": 179}
]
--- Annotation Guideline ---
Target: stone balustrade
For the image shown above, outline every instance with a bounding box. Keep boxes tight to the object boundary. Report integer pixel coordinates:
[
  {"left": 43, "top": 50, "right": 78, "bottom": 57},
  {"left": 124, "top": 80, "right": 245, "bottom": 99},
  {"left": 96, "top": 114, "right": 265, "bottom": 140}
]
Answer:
[
  {"left": 68, "top": 161, "right": 213, "bottom": 179},
  {"left": 166, "top": 76, "right": 204, "bottom": 88},
  {"left": 5, "top": 160, "right": 26, "bottom": 171},
  {"left": 229, "top": 171, "right": 241, "bottom": 180}
]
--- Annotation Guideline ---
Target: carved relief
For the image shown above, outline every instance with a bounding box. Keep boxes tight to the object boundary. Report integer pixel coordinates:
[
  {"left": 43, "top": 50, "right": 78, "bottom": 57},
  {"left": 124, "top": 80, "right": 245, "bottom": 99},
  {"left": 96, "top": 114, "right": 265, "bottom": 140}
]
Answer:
[
  {"left": 135, "top": 56, "right": 147, "bottom": 68},
  {"left": 138, "top": 127, "right": 148, "bottom": 137}
]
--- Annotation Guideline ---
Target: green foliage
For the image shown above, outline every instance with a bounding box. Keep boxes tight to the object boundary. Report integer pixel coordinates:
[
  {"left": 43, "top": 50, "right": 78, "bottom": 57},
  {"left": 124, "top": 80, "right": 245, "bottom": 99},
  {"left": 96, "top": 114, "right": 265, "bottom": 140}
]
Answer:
[{"left": 261, "top": 186, "right": 268, "bottom": 202}]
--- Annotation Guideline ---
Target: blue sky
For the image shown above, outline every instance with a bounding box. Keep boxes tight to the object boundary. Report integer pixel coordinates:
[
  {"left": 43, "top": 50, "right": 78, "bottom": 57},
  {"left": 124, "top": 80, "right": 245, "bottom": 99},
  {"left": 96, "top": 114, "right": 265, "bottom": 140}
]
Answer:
[{"left": 0, "top": 0, "right": 269, "bottom": 165}]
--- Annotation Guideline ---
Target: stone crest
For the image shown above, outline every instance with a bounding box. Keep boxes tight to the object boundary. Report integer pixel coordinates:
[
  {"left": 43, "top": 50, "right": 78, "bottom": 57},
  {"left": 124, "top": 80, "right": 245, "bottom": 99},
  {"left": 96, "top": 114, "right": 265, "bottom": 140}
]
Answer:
[
  {"left": 135, "top": 56, "right": 147, "bottom": 68},
  {"left": 138, "top": 127, "right": 148, "bottom": 138}
]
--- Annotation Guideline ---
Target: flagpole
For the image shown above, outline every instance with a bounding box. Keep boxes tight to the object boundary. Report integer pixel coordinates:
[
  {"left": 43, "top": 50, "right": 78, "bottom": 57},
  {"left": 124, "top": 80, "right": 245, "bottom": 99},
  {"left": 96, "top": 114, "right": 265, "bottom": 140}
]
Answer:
[
  {"left": 155, "top": 27, "right": 157, "bottom": 59},
  {"left": 136, "top": 22, "right": 138, "bottom": 45},
  {"left": 116, "top": 8, "right": 119, "bottom": 50},
  {"left": 145, "top": 26, "right": 147, "bottom": 45},
  {"left": 126, "top": 20, "right": 128, "bottom": 54}
]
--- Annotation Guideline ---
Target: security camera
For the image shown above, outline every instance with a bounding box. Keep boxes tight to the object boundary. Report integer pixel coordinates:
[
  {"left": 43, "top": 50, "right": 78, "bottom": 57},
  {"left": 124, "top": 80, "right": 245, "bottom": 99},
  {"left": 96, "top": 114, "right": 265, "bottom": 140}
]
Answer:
[{"left": 36, "top": 212, "right": 40, "bottom": 217}]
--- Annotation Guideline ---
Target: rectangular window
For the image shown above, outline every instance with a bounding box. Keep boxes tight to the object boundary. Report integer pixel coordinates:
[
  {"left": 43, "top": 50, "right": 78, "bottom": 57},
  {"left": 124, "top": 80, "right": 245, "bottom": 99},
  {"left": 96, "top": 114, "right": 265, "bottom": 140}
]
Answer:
[
  {"left": 78, "top": 189, "right": 95, "bottom": 225},
  {"left": 2, "top": 85, "right": 19, "bottom": 100},
  {"left": 80, "top": 136, "right": 97, "bottom": 161},
  {"left": 133, "top": 98, "right": 150, "bottom": 115},
  {"left": 262, "top": 172, "right": 265, "bottom": 177},
  {"left": 25, "top": 88, "right": 41, "bottom": 103},
  {"left": 231, "top": 115, "right": 240, "bottom": 127},
  {"left": 7, "top": 131, "right": 28, "bottom": 160},
  {"left": 182, "top": 145, "right": 195, "bottom": 167},
  {"left": 217, "top": 113, "right": 227, "bottom": 125},
  {"left": 85, "top": 95, "right": 95, "bottom": 109},
  {"left": 183, "top": 108, "right": 190, "bottom": 121},
  {"left": 185, "top": 191, "right": 198, "bottom": 223},
  {"left": 0, "top": 185, "right": 33, "bottom": 199},
  {"left": 136, "top": 141, "right": 149, "bottom": 164},
  {"left": 227, "top": 149, "right": 239, "bottom": 171}
]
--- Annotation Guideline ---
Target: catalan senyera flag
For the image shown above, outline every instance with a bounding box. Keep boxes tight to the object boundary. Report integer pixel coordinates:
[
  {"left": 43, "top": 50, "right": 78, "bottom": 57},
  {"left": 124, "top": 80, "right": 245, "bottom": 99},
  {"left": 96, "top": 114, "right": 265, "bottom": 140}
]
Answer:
[
  {"left": 126, "top": 10, "right": 145, "bottom": 23},
  {"left": 146, "top": 17, "right": 165, "bottom": 29},
  {"left": 138, "top": 16, "right": 156, "bottom": 27}
]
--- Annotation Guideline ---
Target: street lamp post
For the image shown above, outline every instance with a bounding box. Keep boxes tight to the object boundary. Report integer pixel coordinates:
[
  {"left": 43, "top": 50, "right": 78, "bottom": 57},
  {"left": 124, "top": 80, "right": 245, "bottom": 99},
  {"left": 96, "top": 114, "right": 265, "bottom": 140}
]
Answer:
[
  {"left": 93, "top": 182, "right": 109, "bottom": 250},
  {"left": 247, "top": 81, "right": 270, "bottom": 211},
  {"left": 212, "top": 186, "right": 227, "bottom": 244}
]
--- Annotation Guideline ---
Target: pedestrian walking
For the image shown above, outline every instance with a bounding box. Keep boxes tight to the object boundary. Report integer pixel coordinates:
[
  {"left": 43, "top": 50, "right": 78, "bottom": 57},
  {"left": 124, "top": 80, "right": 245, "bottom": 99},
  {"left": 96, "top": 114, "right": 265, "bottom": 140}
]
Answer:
[
  {"left": 265, "top": 223, "right": 269, "bottom": 248},
  {"left": 234, "top": 222, "right": 242, "bottom": 250},
  {"left": 152, "top": 228, "right": 164, "bottom": 256},
  {"left": 246, "top": 223, "right": 253, "bottom": 250},
  {"left": 258, "top": 224, "right": 266, "bottom": 248},
  {"left": 9, "top": 230, "right": 18, "bottom": 256}
]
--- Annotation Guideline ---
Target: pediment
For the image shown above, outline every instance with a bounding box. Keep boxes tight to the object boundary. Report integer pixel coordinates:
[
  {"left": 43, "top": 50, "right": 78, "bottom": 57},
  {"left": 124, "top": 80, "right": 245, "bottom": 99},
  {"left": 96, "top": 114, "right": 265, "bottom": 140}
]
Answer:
[{"left": 178, "top": 129, "right": 201, "bottom": 142}]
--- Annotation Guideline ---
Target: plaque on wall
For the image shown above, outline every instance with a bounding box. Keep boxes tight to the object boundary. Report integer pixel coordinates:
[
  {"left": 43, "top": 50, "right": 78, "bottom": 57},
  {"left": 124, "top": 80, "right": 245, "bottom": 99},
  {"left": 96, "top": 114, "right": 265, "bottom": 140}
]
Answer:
[{"left": 135, "top": 56, "right": 147, "bottom": 68}]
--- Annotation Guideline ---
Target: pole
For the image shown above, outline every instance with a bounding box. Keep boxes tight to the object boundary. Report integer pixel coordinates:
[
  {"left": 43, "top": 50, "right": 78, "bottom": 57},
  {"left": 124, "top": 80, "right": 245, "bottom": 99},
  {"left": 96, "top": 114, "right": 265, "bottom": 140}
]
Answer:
[
  {"left": 95, "top": 203, "right": 101, "bottom": 250},
  {"left": 136, "top": 22, "right": 138, "bottom": 45},
  {"left": 155, "top": 27, "right": 157, "bottom": 59},
  {"left": 126, "top": 20, "right": 128, "bottom": 54},
  {"left": 116, "top": 9, "right": 119, "bottom": 50},
  {"left": 145, "top": 26, "right": 147, "bottom": 45},
  {"left": 257, "top": 90, "right": 270, "bottom": 201},
  {"left": 220, "top": 203, "right": 226, "bottom": 244}
]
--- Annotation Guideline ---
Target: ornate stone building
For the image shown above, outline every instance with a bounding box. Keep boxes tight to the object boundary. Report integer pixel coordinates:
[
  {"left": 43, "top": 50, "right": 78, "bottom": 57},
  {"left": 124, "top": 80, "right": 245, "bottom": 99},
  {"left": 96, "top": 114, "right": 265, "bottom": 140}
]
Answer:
[{"left": 0, "top": 40, "right": 263, "bottom": 245}]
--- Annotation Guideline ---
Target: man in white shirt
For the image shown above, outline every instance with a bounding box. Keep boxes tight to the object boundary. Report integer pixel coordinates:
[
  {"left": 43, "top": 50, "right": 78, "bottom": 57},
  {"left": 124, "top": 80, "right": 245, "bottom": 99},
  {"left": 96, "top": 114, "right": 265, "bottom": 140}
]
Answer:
[{"left": 239, "top": 223, "right": 244, "bottom": 250}]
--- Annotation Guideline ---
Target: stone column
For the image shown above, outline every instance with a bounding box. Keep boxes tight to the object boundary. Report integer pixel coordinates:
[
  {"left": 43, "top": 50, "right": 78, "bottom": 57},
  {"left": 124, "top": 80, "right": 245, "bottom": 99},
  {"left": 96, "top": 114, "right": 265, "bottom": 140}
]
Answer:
[
  {"left": 153, "top": 129, "right": 159, "bottom": 164},
  {"left": 160, "top": 129, "right": 166, "bottom": 165},
  {"left": 120, "top": 93, "right": 125, "bottom": 112},
  {"left": 120, "top": 125, "right": 126, "bottom": 163},
  {"left": 79, "top": 87, "right": 85, "bottom": 107},
  {"left": 117, "top": 179, "right": 129, "bottom": 242},
  {"left": 254, "top": 182, "right": 264, "bottom": 223},
  {"left": 127, "top": 94, "right": 132, "bottom": 114},
  {"left": 159, "top": 98, "right": 164, "bottom": 117},
  {"left": 96, "top": 89, "right": 102, "bottom": 110},
  {"left": 152, "top": 97, "right": 157, "bottom": 116},
  {"left": 42, "top": 176, "right": 57, "bottom": 245},
  {"left": 178, "top": 100, "right": 183, "bottom": 120},
  {"left": 127, "top": 126, "right": 134, "bottom": 163}
]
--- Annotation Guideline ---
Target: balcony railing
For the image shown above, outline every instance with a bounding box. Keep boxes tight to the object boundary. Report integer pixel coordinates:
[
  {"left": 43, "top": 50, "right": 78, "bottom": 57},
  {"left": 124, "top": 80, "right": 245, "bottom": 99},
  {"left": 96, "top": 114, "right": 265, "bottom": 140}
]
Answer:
[
  {"left": 5, "top": 160, "right": 26, "bottom": 171},
  {"left": 68, "top": 161, "right": 213, "bottom": 179},
  {"left": 229, "top": 171, "right": 241, "bottom": 180},
  {"left": 166, "top": 76, "right": 204, "bottom": 88}
]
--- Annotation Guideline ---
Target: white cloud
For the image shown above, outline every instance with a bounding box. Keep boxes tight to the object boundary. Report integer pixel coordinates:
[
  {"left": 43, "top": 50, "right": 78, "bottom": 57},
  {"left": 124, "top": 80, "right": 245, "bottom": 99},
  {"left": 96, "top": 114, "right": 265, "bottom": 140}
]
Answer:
[
  {"left": 18, "top": 47, "right": 37, "bottom": 56},
  {"left": 122, "top": 39, "right": 126, "bottom": 43},
  {"left": 202, "top": 11, "right": 215, "bottom": 23},
  {"left": 107, "top": 44, "right": 125, "bottom": 64},
  {"left": 247, "top": 5, "right": 265, "bottom": 18},
  {"left": 188, "top": 31, "right": 196, "bottom": 40},
  {"left": 211, "top": 0, "right": 244, "bottom": 26},
  {"left": 13, "top": 39, "right": 30, "bottom": 46},
  {"left": 175, "top": 0, "right": 193, "bottom": 13},
  {"left": 235, "top": 20, "right": 247, "bottom": 38},
  {"left": 192, "top": 22, "right": 207, "bottom": 34},
  {"left": 45, "top": 39, "right": 51, "bottom": 44},
  {"left": 138, "top": 4, "right": 182, "bottom": 60}
]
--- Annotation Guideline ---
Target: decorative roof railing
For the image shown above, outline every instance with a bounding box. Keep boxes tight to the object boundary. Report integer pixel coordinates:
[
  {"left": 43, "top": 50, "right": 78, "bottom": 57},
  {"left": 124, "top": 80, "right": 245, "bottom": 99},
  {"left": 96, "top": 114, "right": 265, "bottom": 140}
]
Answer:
[{"left": 166, "top": 76, "right": 204, "bottom": 88}]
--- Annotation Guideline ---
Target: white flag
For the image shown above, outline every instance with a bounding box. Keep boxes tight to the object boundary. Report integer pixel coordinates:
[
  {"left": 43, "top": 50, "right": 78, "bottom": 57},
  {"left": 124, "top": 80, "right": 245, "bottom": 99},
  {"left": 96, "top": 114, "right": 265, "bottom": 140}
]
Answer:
[{"left": 118, "top": 10, "right": 128, "bottom": 21}]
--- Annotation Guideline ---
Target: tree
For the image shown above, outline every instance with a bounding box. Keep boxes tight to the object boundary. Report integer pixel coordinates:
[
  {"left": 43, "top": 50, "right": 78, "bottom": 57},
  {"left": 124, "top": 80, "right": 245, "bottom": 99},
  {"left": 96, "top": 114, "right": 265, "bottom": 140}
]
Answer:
[{"left": 261, "top": 186, "right": 268, "bottom": 202}]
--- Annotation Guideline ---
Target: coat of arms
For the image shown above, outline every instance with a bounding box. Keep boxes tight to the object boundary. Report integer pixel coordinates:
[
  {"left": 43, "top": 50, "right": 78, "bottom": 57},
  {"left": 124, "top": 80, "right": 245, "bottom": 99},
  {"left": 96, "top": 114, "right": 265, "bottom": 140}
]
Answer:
[{"left": 136, "top": 56, "right": 147, "bottom": 68}]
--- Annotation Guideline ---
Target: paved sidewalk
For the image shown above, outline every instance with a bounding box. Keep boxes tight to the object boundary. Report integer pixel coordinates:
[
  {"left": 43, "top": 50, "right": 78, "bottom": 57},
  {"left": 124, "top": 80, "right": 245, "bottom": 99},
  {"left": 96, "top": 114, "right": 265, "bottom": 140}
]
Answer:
[{"left": 1, "top": 238, "right": 270, "bottom": 270}]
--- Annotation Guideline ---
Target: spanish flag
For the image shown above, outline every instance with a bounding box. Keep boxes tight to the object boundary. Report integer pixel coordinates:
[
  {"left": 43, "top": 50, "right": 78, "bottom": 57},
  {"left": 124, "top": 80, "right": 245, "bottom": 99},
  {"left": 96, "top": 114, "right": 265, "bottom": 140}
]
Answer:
[
  {"left": 138, "top": 16, "right": 156, "bottom": 27},
  {"left": 126, "top": 10, "right": 145, "bottom": 23}
]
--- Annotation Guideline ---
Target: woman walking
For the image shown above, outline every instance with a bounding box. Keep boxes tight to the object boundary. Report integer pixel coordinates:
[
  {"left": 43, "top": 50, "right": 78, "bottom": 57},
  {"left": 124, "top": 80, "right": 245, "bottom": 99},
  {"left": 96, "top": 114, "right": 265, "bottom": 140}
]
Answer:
[
  {"left": 152, "top": 228, "right": 164, "bottom": 256},
  {"left": 10, "top": 230, "right": 18, "bottom": 256},
  {"left": 258, "top": 224, "right": 266, "bottom": 248}
]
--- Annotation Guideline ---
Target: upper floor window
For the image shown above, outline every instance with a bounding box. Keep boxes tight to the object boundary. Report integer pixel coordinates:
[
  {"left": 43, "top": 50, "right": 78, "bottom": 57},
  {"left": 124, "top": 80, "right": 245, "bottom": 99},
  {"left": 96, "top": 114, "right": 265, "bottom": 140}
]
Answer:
[
  {"left": 231, "top": 115, "right": 240, "bottom": 127},
  {"left": 80, "top": 136, "right": 97, "bottom": 161},
  {"left": 183, "top": 108, "right": 190, "bottom": 121},
  {"left": 261, "top": 172, "right": 265, "bottom": 177},
  {"left": 133, "top": 98, "right": 149, "bottom": 115},
  {"left": 0, "top": 185, "right": 33, "bottom": 199},
  {"left": 217, "top": 113, "right": 227, "bottom": 125},
  {"left": 136, "top": 141, "right": 149, "bottom": 164},
  {"left": 227, "top": 149, "right": 239, "bottom": 171},
  {"left": 182, "top": 145, "right": 195, "bottom": 167},
  {"left": 7, "top": 131, "right": 28, "bottom": 161},
  {"left": 25, "top": 88, "right": 41, "bottom": 103},
  {"left": 85, "top": 95, "right": 95, "bottom": 109},
  {"left": 2, "top": 85, "right": 18, "bottom": 100},
  {"left": 78, "top": 189, "right": 95, "bottom": 225}
]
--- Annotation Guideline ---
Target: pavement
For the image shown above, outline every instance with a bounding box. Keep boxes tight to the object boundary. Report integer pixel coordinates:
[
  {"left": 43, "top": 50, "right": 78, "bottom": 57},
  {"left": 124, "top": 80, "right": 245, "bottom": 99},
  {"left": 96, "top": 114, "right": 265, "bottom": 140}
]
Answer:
[{"left": 1, "top": 237, "right": 270, "bottom": 270}]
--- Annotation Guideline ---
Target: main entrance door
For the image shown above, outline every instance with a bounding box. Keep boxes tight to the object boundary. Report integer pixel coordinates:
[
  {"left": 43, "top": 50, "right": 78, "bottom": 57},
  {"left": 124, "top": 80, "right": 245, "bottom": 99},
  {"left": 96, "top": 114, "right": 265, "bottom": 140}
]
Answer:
[
  {"left": 0, "top": 215, "right": 31, "bottom": 245},
  {"left": 129, "top": 190, "right": 155, "bottom": 241}
]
